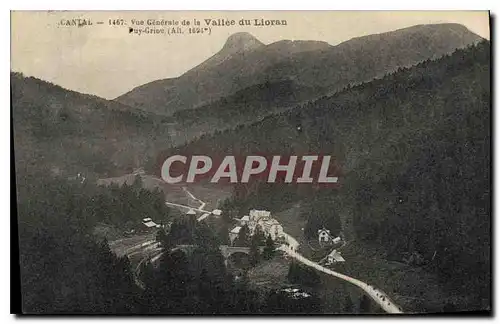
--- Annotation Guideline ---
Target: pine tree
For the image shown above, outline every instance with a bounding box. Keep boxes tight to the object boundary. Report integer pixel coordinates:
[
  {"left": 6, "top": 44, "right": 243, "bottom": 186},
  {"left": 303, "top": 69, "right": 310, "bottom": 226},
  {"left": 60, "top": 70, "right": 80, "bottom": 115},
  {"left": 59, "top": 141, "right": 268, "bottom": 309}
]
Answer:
[
  {"left": 156, "top": 228, "right": 170, "bottom": 249},
  {"left": 249, "top": 235, "right": 261, "bottom": 266},
  {"left": 132, "top": 174, "right": 143, "bottom": 191},
  {"left": 234, "top": 225, "right": 250, "bottom": 247},
  {"left": 287, "top": 262, "right": 298, "bottom": 282},
  {"left": 217, "top": 223, "right": 230, "bottom": 245},
  {"left": 262, "top": 235, "right": 275, "bottom": 260},
  {"left": 359, "top": 295, "right": 371, "bottom": 313},
  {"left": 253, "top": 226, "right": 266, "bottom": 246}
]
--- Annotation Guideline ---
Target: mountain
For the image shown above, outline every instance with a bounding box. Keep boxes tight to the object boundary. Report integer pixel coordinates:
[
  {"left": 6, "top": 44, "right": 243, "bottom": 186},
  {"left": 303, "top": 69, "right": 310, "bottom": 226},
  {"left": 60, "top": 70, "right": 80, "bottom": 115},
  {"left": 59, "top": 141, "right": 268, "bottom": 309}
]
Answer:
[
  {"left": 164, "top": 79, "right": 325, "bottom": 145},
  {"left": 115, "top": 32, "right": 329, "bottom": 116},
  {"left": 159, "top": 40, "right": 490, "bottom": 183},
  {"left": 198, "top": 32, "right": 265, "bottom": 68},
  {"left": 11, "top": 73, "right": 174, "bottom": 179},
  {"left": 115, "top": 24, "right": 483, "bottom": 116},
  {"left": 159, "top": 41, "right": 490, "bottom": 310}
]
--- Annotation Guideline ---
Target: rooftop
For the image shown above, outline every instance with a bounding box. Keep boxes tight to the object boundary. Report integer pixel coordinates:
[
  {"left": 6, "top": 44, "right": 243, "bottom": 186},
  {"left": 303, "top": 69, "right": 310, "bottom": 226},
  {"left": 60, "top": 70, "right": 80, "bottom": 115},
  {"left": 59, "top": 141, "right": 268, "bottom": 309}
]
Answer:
[
  {"left": 144, "top": 221, "right": 158, "bottom": 228},
  {"left": 328, "top": 249, "right": 345, "bottom": 262},
  {"left": 197, "top": 213, "right": 211, "bottom": 222},
  {"left": 249, "top": 210, "right": 271, "bottom": 218},
  {"left": 265, "top": 219, "right": 280, "bottom": 225},
  {"left": 230, "top": 226, "right": 242, "bottom": 234}
]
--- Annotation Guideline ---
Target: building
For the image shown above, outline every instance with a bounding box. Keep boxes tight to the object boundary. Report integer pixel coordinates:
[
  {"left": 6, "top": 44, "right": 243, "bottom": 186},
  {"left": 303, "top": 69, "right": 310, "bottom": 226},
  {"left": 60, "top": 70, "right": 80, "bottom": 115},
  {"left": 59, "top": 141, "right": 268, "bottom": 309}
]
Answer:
[
  {"left": 242, "top": 209, "right": 285, "bottom": 241},
  {"left": 326, "top": 249, "right": 345, "bottom": 265},
  {"left": 197, "top": 213, "right": 211, "bottom": 222},
  {"left": 212, "top": 209, "right": 222, "bottom": 216},
  {"left": 249, "top": 209, "right": 271, "bottom": 222},
  {"left": 140, "top": 218, "right": 159, "bottom": 232},
  {"left": 238, "top": 215, "right": 250, "bottom": 225},
  {"left": 332, "top": 236, "right": 342, "bottom": 245},
  {"left": 230, "top": 209, "right": 286, "bottom": 243},
  {"left": 318, "top": 228, "right": 332, "bottom": 243},
  {"left": 229, "top": 226, "right": 242, "bottom": 245},
  {"left": 259, "top": 218, "right": 284, "bottom": 241},
  {"left": 143, "top": 221, "right": 158, "bottom": 228}
]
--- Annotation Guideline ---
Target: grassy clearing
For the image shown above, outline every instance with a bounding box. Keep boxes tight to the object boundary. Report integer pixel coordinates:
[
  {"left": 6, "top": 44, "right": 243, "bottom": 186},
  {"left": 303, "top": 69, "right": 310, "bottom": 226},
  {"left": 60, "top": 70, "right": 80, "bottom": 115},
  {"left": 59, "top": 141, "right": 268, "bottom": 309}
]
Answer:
[
  {"left": 184, "top": 183, "right": 233, "bottom": 210},
  {"left": 272, "top": 203, "right": 307, "bottom": 244},
  {"left": 247, "top": 255, "right": 291, "bottom": 292}
]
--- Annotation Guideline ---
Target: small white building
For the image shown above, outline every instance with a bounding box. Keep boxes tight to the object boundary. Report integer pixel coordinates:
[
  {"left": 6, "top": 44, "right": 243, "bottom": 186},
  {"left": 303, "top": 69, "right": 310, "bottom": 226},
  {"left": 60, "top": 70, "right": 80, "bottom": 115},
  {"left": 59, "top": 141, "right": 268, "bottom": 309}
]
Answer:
[
  {"left": 143, "top": 220, "right": 158, "bottom": 228},
  {"left": 318, "top": 228, "right": 332, "bottom": 243},
  {"left": 326, "top": 249, "right": 345, "bottom": 265},
  {"left": 186, "top": 209, "right": 197, "bottom": 216},
  {"left": 229, "top": 226, "right": 242, "bottom": 245},
  {"left": 239, "top": 215, "right": 250, "bottom": 225},
  {"left": 212, "top": 209, "right": 222, "bottom": 216},
  {"left": 197, "top": 213, "right": 211, "bottom": 222}
]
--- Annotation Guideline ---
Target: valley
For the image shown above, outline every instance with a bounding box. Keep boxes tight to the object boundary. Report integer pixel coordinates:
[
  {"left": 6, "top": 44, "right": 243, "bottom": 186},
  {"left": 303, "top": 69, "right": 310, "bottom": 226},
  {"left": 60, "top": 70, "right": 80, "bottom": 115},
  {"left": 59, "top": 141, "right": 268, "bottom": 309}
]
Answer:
[
  {"left": 104, "top": 172, "right": 404, "bottom": 313},
  {"left": 12, "top": 20, "right": 490, "bottom": 314}
]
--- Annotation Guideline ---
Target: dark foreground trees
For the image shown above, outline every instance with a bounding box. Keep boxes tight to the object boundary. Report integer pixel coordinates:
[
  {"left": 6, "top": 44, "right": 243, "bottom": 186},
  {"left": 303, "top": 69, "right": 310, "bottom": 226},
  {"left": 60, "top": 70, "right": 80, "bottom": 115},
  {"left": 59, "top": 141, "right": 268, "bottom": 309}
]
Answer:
[
  {"left": 287, "top": 262, "right": 321, "bottom": 287},
  {"left": 17, "top": 177, "right": 142, "bottom": 313},
  {"left": 16, "top": 176, "right": 266, "bottom": 314}
]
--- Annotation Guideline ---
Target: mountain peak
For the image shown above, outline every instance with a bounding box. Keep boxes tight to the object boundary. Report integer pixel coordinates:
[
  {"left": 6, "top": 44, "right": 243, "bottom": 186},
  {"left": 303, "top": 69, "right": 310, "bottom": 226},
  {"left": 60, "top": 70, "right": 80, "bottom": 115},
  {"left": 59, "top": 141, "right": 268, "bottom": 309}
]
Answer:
[
  {"left": 188, "top": 32, "right": 265, "bottom": 71},
  {"left": 221, "top": 32, "right": 264, "bottom": 53}
]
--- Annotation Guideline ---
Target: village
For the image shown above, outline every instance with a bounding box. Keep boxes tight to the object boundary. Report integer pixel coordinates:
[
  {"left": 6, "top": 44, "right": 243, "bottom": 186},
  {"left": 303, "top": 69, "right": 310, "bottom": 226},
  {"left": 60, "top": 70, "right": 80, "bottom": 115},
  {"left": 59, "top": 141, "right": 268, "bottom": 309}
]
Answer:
[
  {"left": 106, "top": 177, "right": 402, "bottom": 314},
  {"left": 131, "top": 206, "right": 347, "bottom": 268},
  {"left": 228, "top": 209, "right": 346, "bottom": 266}
]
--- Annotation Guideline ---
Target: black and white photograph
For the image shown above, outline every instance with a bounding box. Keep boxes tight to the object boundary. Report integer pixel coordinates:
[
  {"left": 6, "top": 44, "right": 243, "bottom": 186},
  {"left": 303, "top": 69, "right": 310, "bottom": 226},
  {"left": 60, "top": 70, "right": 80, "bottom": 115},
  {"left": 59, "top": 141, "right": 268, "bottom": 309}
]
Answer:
[{"left": 10, "top": 10, "right": 491, "bottom": 315}]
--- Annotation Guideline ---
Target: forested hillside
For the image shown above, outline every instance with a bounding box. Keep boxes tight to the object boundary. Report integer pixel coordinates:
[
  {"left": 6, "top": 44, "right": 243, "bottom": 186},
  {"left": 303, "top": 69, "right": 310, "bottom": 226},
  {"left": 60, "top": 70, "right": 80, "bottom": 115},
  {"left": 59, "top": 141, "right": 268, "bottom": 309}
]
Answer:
[
  {"left": 16, "top": 175, "right": 314, "bottom": 314},
  {"left": 165, "top": 80, "right": 324, "bottom": 144},
  {"left": 11, "top": 73, "right": 173, "bottom": 179},
  {"left": 16, "top": 174, "right": 169, "bottom": 313},
  {"left": 166, "top": 41, "right": 491, "bottom": 308}
]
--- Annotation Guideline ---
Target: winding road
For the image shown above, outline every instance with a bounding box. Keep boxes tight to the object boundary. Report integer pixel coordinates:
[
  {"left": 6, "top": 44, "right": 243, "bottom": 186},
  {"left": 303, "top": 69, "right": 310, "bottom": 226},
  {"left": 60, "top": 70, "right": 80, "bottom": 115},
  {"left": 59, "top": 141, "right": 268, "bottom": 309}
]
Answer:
[
  {"left": 182, "top": 186, "right": 207, "bottom": 210},
  {"left": 161, "top": 192, "right": 405, "bottom": 314},
  {"left": 165, "top": 187, "right": 212, "bottom": 214},
  {"left": 107, "top": 172, "right": 404, "bottom": 313},
  {"left": 278, "top": 244, "right": 403, "bottom": 314}
]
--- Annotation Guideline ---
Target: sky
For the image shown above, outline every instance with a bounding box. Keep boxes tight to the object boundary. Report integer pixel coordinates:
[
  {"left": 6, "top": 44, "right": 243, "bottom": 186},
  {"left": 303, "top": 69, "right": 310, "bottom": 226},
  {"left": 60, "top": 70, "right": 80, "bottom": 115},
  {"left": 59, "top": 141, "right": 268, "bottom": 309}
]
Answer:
[{"left": 11, "top": 11, "right": 490, "bottom": 99}]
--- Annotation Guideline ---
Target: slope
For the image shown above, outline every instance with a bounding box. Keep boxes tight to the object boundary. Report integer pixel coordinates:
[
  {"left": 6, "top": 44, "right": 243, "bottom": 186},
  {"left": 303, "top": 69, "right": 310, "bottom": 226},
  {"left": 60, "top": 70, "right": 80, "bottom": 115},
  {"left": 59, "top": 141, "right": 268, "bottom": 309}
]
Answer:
[
  {"left": 115, "top": 24, "right": 483, "bottom": 117},
  {"left": 162, "top": 41, "right": 490, "bottom": 310},
  {"left": 11, "top": 73, "right": 173, "bottom": 180}
]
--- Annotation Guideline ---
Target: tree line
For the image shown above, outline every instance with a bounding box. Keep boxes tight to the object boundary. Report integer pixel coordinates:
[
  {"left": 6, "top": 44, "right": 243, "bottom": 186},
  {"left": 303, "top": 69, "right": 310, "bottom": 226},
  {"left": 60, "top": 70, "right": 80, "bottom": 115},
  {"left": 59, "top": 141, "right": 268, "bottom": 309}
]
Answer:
[{"left": 167, "top": 41, "right": 490, "bottom": 309}]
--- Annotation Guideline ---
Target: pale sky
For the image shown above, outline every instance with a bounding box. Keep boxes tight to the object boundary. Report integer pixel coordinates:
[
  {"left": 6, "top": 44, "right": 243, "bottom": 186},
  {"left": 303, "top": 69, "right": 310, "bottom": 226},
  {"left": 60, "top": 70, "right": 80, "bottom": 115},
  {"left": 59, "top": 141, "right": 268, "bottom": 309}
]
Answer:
[{"left": 11, "top": 11, "right": 490, "bottom": 99}]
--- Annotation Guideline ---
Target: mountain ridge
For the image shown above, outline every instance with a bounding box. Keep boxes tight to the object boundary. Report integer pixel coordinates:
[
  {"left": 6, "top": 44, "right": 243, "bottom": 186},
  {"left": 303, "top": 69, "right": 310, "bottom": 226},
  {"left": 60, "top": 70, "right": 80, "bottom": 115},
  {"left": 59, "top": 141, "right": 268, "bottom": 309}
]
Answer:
[
  {"left": 11, "top": 72, "right": 174, "bottom": 179},
  {"left": 115, "top": 23, "right": 483, "bottom": 116},
  {"left": 157, "top": 42, "right": 490, "bottom": 311}
]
